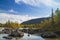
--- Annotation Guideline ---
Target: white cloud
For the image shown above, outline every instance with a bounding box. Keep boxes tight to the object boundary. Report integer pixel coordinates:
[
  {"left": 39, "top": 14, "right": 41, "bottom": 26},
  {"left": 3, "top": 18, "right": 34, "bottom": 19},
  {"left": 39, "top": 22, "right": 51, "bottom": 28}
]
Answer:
[
  {"left": 8, "top": 9, "right": 19, "bottom": 13},
  {"left": 0, "top": 13, "right": 39, "bottom": 24},
  {"left": 15, "top": 0, "right": 60, "bottom": 7},
  {"left": 8, "top": 9, "right": 15, "bottom": 12}
]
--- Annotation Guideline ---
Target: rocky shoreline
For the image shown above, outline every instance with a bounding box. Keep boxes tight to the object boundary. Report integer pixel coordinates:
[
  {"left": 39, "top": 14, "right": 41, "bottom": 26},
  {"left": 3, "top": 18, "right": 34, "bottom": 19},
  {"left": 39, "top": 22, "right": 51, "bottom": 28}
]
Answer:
[
  {"left": 21, "top": 29, "right": 60, "bottom": 38},
  {"left": 0, "top": 28, "right": 24, "bottom": 39},
  {"left": 0, "top": 28, "right": 60, "bottom": 38}
]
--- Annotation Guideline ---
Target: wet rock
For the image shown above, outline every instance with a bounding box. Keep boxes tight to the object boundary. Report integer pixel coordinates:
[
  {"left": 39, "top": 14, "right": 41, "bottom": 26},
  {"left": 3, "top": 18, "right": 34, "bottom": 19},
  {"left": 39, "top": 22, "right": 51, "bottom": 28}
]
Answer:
[
  {"left": 3, "top": 36, "right": 12, "bottom": 39},
  {"left": 40, "top": 32, "right": 57, "bottom": 38},
  {"left": 8, "top": 29, "right": 24, "bottom": 37}
]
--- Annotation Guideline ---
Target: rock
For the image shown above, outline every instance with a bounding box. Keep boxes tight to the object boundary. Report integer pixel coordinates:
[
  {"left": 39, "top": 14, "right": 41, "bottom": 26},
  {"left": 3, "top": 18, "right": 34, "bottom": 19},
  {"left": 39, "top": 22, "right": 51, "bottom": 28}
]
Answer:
[
  {"left": 28, "top": 34, "right": 30, "bottom": 36},
  {"left": 40, "top": 32, "right": 57, "bottom": 38},
  {"left": 8, "top": 29, "right": 24, "bottom": 37},
  {"left": 2, "top": 28, "right": 12, "bottom": 34},
  {"left": 3, "top": 36, "right": 12, "bottom": 39},
  {"left": 54, "top": 31, "right": 60, "bottom": 36}
]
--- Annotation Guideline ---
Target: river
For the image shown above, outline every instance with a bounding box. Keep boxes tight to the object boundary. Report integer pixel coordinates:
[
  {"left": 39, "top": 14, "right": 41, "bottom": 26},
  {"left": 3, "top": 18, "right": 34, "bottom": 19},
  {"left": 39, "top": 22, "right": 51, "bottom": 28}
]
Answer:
[{"left": 0, "top": 33, "right": 45, "bottom": 40}]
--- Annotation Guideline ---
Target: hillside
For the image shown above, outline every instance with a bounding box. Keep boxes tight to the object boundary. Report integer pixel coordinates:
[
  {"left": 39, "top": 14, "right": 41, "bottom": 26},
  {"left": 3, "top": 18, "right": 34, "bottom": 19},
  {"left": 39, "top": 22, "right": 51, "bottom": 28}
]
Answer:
[{"left": 22, "top": 17, "right": 50, "bottom": 24}]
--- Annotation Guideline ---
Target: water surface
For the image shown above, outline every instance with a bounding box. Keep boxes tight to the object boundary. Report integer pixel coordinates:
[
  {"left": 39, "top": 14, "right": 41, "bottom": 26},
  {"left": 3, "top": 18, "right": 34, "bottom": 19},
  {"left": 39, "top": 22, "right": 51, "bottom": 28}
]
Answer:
[{"left": 0, "top": 33, "right": 44, "bottom": 40}]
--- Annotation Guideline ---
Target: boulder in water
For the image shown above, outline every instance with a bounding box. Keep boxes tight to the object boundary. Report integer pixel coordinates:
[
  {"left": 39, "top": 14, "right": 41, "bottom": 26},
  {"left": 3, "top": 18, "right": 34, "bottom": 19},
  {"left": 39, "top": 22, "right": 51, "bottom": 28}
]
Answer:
[{"left": 8, "top": 29, "right": 24, "bottom": 37}]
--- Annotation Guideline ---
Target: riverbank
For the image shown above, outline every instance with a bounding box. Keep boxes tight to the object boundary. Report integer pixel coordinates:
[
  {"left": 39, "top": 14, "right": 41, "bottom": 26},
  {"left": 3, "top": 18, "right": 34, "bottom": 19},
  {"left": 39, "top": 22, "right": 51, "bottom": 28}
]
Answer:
[{"left": 0, "top": 27, "right": 60, "bottom": 39}]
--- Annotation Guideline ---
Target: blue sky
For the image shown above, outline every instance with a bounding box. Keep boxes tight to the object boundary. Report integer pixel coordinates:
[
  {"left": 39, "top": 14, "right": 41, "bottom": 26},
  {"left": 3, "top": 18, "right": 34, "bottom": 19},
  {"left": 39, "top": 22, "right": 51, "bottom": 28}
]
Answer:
[{"left": 0, "top": 0, "right": 60, "bottom": 23}]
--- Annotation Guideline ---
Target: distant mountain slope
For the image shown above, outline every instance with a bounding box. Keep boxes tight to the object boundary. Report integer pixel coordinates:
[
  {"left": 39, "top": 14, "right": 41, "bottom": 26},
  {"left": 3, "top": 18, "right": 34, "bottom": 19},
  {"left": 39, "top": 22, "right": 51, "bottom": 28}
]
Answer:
[{"left": 22, "top": 17, "right": 50, "bottom": 24}]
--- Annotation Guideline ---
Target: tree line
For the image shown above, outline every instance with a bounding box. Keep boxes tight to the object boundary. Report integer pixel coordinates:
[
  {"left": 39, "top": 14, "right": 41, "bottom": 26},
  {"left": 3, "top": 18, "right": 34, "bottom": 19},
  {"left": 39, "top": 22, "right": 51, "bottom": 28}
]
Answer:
[{"left": 0, "top": 8, "right": 60, "bottom": 31}]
